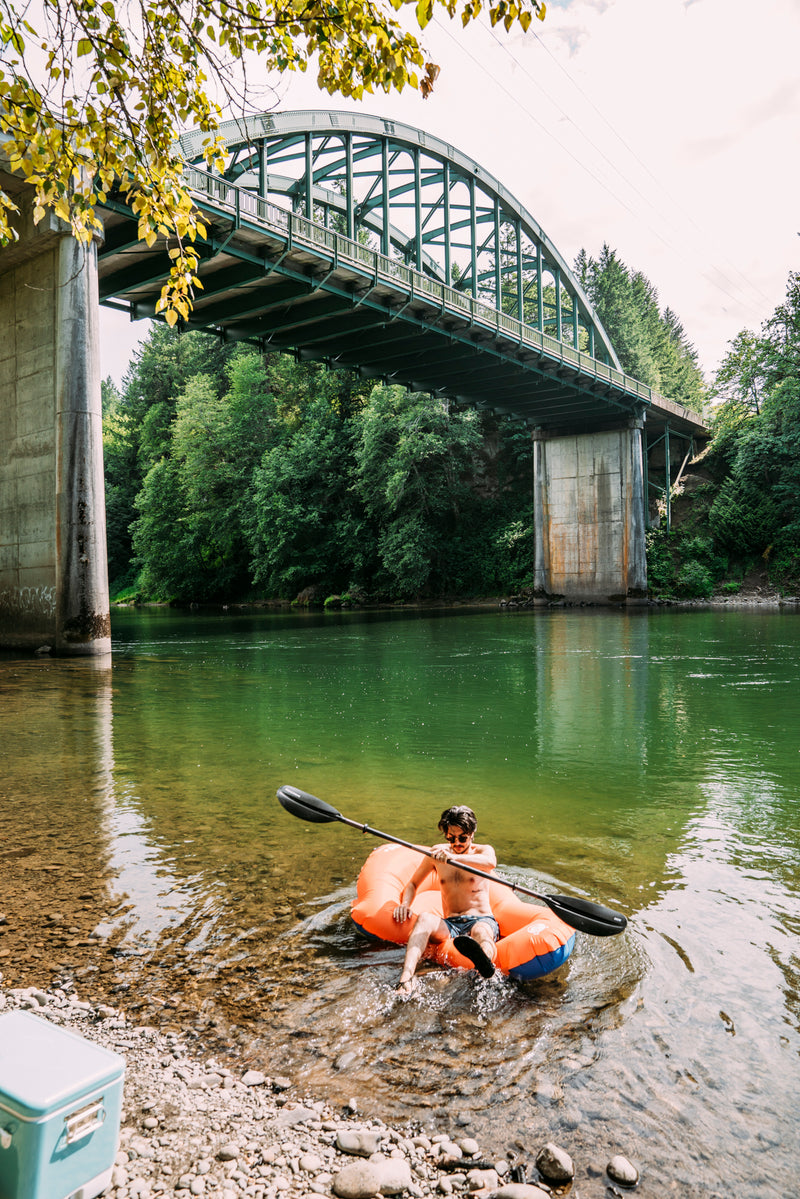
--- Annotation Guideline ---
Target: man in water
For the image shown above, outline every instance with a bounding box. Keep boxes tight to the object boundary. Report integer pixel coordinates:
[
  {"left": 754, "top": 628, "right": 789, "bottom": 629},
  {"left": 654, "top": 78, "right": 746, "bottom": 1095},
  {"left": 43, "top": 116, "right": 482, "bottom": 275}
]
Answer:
[{"left": 393, "top": 805, "right": 499, "bottom": 994}]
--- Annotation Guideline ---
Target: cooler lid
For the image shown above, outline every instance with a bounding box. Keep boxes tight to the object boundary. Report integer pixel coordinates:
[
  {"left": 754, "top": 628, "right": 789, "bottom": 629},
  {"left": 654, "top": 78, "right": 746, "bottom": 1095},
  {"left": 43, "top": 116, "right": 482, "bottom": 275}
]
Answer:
[{"left": 0, "top": 1011, "right": 125, "bottom": 1121}]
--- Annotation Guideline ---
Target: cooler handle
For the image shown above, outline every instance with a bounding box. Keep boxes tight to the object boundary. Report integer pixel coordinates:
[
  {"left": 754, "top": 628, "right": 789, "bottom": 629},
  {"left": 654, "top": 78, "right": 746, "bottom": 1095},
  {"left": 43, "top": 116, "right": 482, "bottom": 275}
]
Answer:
[{"left": 64, "top": 1098, "right": 106, "bottom": 1144}]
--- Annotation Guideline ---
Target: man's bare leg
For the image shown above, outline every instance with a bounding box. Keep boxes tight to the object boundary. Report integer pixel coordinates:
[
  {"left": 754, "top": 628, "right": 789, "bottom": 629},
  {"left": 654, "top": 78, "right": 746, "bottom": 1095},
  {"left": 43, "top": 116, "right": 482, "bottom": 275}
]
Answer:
[
  {"left": 397, "top": 913, "right": 446, "bottom": 994},
  {"left": 453, "top": 923, "right": 497, "bottom": 978},
  {"left": 471, "top": 922, "right": 497, "bottom": 964}
]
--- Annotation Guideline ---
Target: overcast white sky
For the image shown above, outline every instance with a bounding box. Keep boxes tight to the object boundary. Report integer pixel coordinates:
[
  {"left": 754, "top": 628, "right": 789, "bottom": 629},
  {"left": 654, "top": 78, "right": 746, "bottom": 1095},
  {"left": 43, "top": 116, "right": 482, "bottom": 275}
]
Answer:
[{"left": 100, "top": 0, "right": 800, "bottom": 387}]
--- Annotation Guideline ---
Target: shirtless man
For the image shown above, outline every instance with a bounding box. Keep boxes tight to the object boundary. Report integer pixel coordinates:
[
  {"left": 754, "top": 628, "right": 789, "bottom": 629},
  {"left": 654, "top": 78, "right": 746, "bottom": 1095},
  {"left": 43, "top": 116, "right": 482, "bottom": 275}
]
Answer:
[{"left": 393, "top": 805, "right": 499, "bottom": 995}]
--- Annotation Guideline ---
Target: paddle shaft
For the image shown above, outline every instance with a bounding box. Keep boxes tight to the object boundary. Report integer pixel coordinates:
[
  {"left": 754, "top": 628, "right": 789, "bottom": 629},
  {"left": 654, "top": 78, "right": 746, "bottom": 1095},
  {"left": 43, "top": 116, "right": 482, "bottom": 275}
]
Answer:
[{"left": 337, "top": 813, "right": 571, "bottom": 909}]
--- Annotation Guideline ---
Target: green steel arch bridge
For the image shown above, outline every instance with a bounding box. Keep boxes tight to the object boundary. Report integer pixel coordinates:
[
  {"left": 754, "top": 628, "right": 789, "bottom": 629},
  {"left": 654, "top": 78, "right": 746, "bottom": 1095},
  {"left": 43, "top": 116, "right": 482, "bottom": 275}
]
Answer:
[
  {"left": 97, "top": 109, "right": 705, "bottom": 453},
  {"left": 0, "top": 109, "right": 710, "bottom": 654}
]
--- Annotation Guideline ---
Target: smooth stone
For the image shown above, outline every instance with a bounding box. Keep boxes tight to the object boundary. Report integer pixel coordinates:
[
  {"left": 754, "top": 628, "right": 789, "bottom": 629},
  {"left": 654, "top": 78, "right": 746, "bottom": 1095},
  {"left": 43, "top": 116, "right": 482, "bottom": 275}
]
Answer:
[
  {"left": 534, "top": 1143, "right": 574, "bottom": 1184},
  {"left": 607, "top": 1155, "right": 639, "bottom": 1186},
  {"left": 217, "top": 1143, "right": 239, "bottom": 1161},
  {"left": 276, "top": 1105, "right": 319, "bottom": 1128},
  {"left": 332, "top": 1161, "right": 383, "bottom": 1198},
  {"left": 374, "top": 1158, "right": 413, "bottom": 1195},
  {"left": 489, "top": 1186, "right": 551, "bottom": 1199},
  {"left": 299, "top": 1154, "right": 325, "bottom": 1172},
  {"left": 337, "top": 1130, "right": 383, "bottom": 1157},
  {"left": 241, "top": 1070, "right": 266, "bottom": 1086},
  {"left": 458, "top": 1139, "right": 480, "bottom": 1158},
  {"left": 467, "top": 1169, "right": 498, "bottom": 1191}
]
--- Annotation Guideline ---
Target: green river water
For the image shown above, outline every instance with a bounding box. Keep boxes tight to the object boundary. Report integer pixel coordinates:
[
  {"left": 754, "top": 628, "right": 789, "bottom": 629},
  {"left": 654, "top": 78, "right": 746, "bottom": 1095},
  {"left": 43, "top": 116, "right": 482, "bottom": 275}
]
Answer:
[{"left": 2, "top": 605, "right": 799, "bottom": 1198}]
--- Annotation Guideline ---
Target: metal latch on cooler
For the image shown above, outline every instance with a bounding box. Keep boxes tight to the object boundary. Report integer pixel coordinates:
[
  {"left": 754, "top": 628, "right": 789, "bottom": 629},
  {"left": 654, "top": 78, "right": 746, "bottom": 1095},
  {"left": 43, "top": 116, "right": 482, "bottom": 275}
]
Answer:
[
  {"left": 0, "top": 1127, "right": 12, "bottom": 1150},
  {"left": 64, "top": 1098, "right": 106, "bottom": 1144}
]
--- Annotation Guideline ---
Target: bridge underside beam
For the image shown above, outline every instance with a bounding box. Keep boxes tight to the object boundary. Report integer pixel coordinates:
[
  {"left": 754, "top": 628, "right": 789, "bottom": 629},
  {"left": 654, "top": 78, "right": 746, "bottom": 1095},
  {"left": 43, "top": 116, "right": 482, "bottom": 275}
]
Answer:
[{"left": 98, "top": 197, "right": 678, "bottom": 433}]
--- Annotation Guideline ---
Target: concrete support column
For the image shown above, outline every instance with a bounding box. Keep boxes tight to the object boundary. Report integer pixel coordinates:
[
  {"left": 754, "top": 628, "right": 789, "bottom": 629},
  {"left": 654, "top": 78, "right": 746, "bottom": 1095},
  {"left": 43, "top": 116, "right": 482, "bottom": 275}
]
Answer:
[
  {"left": 0, "top": 198, "right": 110, "bottom": 654},
  {"left": 55, "top": 237, "right": 110, "bottom": 654},
  {"left": 532, "top": 418, "right": 647, "bottom": 605}
]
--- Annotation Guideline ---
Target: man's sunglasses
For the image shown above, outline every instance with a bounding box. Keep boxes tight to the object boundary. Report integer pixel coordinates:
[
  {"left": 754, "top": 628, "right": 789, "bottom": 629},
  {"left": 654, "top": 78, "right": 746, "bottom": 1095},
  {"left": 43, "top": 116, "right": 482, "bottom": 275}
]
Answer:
[{"left": 445, "top": 832, "right": 471, "bottom": 844}]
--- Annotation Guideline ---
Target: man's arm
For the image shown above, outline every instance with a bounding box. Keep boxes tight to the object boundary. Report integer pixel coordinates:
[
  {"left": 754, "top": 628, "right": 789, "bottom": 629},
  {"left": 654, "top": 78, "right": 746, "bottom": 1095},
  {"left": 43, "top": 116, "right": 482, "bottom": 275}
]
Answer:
[
  {"left": 462, "top": 842, "right": 497, "bottom": 871},
  {"left": 393, "top": 856, "right": 436, "bottom": 923}
]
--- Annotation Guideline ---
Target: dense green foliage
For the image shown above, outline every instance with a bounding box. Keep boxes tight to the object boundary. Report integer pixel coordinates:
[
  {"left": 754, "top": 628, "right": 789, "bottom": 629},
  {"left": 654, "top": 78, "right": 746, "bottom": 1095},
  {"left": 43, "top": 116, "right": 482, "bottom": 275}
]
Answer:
[
  {"left": 104, "top": 252, "right": 799, "bottom": 606},
  {"left": 575, "top": 245, "right": 707, "bottom": 412},
  {"left": 104, "top": 328, "right": 534, "bottom": 603},
  {"left": 645, "top": 270, "right": 800, "bottom": 598}
]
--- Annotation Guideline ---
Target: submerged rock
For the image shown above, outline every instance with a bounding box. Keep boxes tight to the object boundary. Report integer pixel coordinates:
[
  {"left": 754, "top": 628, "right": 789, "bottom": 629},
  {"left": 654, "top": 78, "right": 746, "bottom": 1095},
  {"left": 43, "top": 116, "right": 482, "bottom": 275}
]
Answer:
[
  {"left": 606, "top": 1154, "right": 639, "bottom": 1186},
  {"left": 534, "top": 1142, "right": 574, "bottom": 1183}
]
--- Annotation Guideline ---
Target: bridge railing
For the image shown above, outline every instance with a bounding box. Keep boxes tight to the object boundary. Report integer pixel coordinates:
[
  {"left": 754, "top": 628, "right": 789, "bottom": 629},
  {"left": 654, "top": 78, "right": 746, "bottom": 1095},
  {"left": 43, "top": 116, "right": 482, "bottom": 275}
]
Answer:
[{"left": 184, "top": 165, "right": 654, "bottom": 408}]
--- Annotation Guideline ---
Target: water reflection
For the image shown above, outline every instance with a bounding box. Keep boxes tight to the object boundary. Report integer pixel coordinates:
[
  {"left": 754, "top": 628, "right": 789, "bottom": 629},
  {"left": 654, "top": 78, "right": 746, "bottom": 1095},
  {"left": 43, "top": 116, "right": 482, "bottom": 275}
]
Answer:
[{"left": 2, "top": 607, "right": 800, "bottom": 1196}]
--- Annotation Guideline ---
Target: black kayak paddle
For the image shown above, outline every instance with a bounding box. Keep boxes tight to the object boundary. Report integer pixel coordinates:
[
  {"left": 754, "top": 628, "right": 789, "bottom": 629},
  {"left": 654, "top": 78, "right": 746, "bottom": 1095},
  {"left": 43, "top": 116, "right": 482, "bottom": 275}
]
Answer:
[{"left": 277, "top": 784, "right": 627, "bottom": 938}]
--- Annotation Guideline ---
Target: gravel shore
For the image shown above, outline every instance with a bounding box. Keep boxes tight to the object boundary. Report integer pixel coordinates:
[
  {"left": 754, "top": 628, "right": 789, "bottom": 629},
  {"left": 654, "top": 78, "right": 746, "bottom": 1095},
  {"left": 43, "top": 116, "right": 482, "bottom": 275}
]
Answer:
[{"left": 0, "top": 979, "right": 639, "bottom": 1199}]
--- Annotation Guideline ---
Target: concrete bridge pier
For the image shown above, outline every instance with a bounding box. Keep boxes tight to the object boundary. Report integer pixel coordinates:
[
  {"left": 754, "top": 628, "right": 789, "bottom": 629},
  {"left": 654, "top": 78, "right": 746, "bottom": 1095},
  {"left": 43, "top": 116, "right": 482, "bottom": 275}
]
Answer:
[
  {"left": 532, "top": 418, "right": 648, "bottom": 605},
  {"left": 0, "top": 209, "right": 110, "bottom": 654}
]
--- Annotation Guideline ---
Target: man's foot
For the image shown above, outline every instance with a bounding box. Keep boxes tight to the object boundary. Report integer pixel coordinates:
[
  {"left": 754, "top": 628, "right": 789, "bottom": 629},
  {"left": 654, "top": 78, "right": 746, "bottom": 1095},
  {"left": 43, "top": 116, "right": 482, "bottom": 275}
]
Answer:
[
  {"left": 453, "top": 935, "right": 496, "bottom": 979},
  {"left": 396, "top": 976, "right": 417, "bottom": 996}
]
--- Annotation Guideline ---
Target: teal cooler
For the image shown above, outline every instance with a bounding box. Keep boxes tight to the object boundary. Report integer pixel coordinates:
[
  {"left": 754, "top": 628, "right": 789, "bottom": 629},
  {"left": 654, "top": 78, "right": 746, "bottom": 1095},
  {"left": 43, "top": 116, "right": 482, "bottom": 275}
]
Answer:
[{"left": 0, "top": 1010, "right": 124, "bottom": 1199}]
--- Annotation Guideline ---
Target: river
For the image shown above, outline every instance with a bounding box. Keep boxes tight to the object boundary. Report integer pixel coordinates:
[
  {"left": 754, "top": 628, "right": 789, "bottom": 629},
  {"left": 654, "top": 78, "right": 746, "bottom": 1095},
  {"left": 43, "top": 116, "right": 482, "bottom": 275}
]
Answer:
[{"left": 1, "top": 605, "right": 799, "bottom": 1198}]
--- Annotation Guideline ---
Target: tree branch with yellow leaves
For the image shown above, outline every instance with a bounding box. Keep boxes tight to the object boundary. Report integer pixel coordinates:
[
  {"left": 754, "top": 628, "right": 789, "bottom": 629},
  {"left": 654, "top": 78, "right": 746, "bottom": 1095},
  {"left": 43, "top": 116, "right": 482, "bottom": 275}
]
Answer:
[{"left": 0, "top": 0, "right": 545, "bottom": 324}]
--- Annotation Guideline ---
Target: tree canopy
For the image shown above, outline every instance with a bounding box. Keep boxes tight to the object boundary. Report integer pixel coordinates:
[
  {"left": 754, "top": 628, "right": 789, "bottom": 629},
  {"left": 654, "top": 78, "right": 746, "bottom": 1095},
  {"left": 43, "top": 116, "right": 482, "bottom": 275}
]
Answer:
[
  {"left": 575, "top": 244, "right": 707, "bottom": 412},
  {"left": 0, "top": 0, "right": 544, "bottom": 321},
  {"left": 103, "top": 326, "right": 535, "bottom": 602}
]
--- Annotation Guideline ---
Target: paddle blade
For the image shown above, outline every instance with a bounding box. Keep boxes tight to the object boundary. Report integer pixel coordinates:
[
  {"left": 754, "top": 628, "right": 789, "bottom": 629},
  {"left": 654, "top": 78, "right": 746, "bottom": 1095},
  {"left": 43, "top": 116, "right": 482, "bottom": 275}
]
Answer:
[
  {"left": 277, "top": 785, "right": 343, "bottom": 824},
  {"left": 545, "top": 894, "right": 627, "bottom": 937}
]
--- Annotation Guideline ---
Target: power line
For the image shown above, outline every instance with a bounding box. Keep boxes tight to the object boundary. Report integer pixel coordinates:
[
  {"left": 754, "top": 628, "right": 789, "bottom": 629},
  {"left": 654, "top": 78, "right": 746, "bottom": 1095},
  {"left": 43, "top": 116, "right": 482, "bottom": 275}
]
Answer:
[
  {"left": 431, "top": 14, "right": 775, "bottom": 325},
  {"left": 519, "top": 22, "right": 776, "bottom": 310}
]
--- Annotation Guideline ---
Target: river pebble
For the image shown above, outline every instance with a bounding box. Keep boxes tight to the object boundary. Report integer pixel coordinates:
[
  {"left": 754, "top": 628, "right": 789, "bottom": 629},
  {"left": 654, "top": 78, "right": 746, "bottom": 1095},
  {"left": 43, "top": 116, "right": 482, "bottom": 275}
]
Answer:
[
  {"left": 337, "top": 1130, "right": 383, "bottom": 1157},
  {"left": 606, "top": 1154, "right": 639, "bottom": 1186},
  {"left": 332, "top": 1160, "right": 383, "bottom": 1197},
  {"left": 0, "top": 976, "right": 642, "bottom": 1199},
  {"left": 534, "top": 1142, "right": 574, "bottom": 1183},
  {"left": 490, "top": 1187, "right": 551, "bottom": 1199}
]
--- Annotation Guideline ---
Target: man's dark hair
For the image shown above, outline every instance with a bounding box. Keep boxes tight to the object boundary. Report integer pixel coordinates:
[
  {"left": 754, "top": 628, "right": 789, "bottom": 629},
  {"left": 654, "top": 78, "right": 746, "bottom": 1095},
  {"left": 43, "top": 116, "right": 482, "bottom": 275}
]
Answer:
[{"left": 438, "top": 805, "right": 477, "bottom": 835}]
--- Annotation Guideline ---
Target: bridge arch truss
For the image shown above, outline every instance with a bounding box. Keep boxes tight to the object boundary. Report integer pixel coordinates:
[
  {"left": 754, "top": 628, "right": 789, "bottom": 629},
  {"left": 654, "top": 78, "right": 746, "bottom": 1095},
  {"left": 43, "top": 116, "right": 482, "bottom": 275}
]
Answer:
[{"left": 180, "top": 110, "right": 621, "bottom": 370}]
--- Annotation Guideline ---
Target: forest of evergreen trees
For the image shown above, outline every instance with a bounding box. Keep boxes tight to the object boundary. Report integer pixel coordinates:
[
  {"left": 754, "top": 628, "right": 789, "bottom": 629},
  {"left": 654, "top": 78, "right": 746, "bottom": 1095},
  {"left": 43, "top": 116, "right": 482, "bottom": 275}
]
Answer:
[{"left": 102, "top": 248, "right": 800, "bottom": 604}]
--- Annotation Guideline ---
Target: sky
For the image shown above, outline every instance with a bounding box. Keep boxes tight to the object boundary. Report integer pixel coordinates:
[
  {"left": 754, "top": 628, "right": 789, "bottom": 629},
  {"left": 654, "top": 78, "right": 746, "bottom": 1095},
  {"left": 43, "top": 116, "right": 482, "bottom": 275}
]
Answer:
[{"left": 100, "top": 0, "right": 800, "bottom": 388}]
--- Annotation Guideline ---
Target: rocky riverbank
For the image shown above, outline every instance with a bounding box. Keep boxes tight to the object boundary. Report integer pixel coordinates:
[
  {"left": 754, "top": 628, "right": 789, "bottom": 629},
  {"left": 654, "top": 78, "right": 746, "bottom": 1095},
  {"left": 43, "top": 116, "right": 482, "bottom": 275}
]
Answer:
[{"left": 0, "top": 980, "right": 639, "bottom": 1199}]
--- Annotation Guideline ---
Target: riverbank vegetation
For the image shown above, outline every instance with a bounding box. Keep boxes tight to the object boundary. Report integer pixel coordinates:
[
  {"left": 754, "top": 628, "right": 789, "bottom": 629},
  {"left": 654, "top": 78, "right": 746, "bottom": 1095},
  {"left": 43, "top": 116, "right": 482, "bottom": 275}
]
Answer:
[
  {"left": 645, "top": 269, "right": 800, "bottom": 600},
  {"left": 102, "top": 256, "right": 800, "bottom": 605}
]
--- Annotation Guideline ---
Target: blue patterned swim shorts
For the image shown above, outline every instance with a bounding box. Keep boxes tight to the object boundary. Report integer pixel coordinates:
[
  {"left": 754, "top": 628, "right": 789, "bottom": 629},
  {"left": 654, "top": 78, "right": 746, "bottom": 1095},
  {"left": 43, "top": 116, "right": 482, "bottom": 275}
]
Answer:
[{"left": 444, "top": 914, "right": 500, "bottom": 941}]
